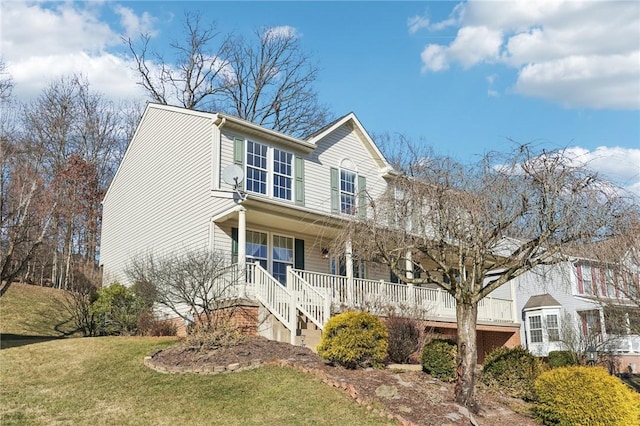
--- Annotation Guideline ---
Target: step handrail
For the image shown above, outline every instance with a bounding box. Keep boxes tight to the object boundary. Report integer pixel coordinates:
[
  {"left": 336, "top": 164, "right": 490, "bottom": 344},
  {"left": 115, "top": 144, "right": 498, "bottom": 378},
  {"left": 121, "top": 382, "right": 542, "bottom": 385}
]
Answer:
[
  {"left": 253, "top": 263, "right": 296, "bottom": 343},
  {"left": 288, "top": 267, "right": 330, "bottom": 329}
]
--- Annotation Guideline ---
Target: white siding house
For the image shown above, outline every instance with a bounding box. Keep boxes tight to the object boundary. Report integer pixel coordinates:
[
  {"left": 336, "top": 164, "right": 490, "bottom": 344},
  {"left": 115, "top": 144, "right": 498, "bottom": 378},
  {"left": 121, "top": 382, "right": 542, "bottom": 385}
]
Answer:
[
  {"left": 101, "top": 103, "right": 520, "bottom": 354},
  {"left": 512, "top": 259, "right": 640, "bottom": 372}
]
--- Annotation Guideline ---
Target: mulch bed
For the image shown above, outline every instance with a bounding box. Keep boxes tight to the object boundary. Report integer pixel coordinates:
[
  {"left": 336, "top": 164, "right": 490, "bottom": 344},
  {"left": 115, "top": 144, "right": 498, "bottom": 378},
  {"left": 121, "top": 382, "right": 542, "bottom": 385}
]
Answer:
[{"left": 149, "top": 336, "right": 538, "bottom": 426}]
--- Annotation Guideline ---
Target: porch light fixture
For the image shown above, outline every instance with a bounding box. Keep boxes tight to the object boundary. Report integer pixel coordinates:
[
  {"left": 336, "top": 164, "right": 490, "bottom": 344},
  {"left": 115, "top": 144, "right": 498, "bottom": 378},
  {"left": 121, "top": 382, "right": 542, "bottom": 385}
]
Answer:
[
  {"left": 586, "top": 345, "right": 597, "bottom": 365},
  {"left": 321, "top": 248, "right": 329, "bottom": 258}
]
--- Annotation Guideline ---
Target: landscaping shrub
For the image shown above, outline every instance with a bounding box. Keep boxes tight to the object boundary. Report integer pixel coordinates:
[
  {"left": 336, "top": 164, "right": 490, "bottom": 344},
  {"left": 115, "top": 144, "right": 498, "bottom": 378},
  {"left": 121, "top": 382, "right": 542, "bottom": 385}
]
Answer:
[
  {"left": 547, "top": 350, "right": 577, "bottom": 369},
  {"left": 386, "top": 316, "right": 422, "bottom": 364},
  {"left": 92, "top": 282, "right": 145, "bottom": 336},
  {"left": 535, "top": 366, "right": 640, "bottom": 425},
  {"left": 137, "top": 311, "right": 178, "bottom": 336},
  {"left": 481, "top": 346, "right": 543, "bottom": 400},
  {"left": 317, "top": 311, "right": 388, "bottom": 369},
  {"left": 185, "top": 320, "right": 246, "bottom": 350},
  {"left": 421, "top": 339, "right": 457, "bottom": 381}
]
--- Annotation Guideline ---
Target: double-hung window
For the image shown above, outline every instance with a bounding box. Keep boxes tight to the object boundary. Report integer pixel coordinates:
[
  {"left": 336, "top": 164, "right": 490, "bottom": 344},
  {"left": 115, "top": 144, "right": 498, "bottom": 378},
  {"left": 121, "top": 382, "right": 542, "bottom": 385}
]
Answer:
[
  {"left": 582, "top": 265, "right": 594, "bottom": 295},
  {"left": 546, "top": 315, "right": 560, "bottom": 342},
  {"left": 273, "top": 149, "right": 293, "bottom": 200},
  {"left": 529, "top": 315, "right": 543, "bottom": 343},
  {"left": 237, "top": 139, "right": 297, "bottom": 202},
  {"left": 246, "top": 230, "right": 268, "bottom": 270},
  {"left": 340, "top": 170, "right": 356, "bottom": 214},
  {"left": 246, "top": 141, "right": 268, "bottom": 195},
  {"left": 272, "top": 235, "right": 293, "bottom": 284}
]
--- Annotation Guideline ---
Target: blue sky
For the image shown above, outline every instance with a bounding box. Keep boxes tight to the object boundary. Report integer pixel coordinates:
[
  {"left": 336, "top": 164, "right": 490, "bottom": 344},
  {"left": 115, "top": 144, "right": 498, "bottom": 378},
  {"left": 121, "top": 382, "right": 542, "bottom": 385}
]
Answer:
[{"left": 2, "top": 1, "right": 639, "bottom": 194}]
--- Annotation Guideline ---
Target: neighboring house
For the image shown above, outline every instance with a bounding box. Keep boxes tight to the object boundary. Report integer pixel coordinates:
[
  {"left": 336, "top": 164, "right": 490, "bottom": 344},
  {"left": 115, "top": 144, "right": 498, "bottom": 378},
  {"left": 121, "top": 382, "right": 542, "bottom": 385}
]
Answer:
[
  {"left": 100, "top": 103, "right": 520, "bottom": 358},
  {"left": 513, "top": 256, "right": 640, "bottom": 372}
]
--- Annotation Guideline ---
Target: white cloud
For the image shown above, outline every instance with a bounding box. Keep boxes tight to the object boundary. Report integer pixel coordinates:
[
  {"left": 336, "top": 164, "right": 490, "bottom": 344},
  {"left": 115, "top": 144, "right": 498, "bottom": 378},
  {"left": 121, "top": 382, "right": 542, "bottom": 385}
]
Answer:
[
  {"left": 564, "top": 146, "right": 640, "bottom": 196},
  {"left": 1, "top": 2, "right": 151, "bottom": 102},
  {"left": 263, "top": 26, "right": 299, "bottom": 41},
  {"left": 115, "top": 5, "right": 157, "bottom": 38},
  {"left": 514, "top": 53, "right": 640, "bottom": 109},
  {"left": 407, "top": 15, "right": 430, "bottom": 34},
  {"left": 419, "top": 0, "right": 640, "bottom": 110},
  {"left": 421, "top": 45, "right": 449, "bottom": 72}
]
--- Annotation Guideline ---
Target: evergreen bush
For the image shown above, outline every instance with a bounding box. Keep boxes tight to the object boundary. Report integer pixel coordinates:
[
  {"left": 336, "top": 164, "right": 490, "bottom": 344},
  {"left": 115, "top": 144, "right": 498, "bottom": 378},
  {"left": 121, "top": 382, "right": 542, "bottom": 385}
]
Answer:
[
  {"left": 535, "top": 366, "right": 640, "bottom": 425},
  {"left": 547, "top": 350, "right": 577, "bottom": 369},
  {"left": 421, "top": 339, "right": 457, "bottom": 381},
  {"left": 317, "top": 311, "right": 388, "bottom": 369},
  {"left": 481, "top": 346, "right": 543, "bottom": 400}
]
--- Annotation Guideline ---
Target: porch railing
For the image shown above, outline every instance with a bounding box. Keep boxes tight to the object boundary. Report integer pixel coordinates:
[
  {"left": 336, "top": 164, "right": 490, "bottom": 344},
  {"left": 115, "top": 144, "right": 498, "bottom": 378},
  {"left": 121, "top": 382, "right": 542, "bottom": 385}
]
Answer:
[
  {"left": 292, "top": 269, "right": 514, "bottom": 323},
  {"left": 288, "top": 267, "right": 331, "bottom": 329},
  {"left": 253, "top": 263, "right": 296, "bottom": 343}
]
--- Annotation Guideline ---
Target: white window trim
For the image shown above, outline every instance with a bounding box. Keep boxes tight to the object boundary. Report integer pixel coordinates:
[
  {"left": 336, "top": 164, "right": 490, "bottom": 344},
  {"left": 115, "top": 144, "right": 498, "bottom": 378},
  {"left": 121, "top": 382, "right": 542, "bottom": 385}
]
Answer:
[
  {"left": 244, "top": 139, "right": 294, "bottom": 202},
  {"left": 244, "top": 228, "right": 295, "bottom": 278}
]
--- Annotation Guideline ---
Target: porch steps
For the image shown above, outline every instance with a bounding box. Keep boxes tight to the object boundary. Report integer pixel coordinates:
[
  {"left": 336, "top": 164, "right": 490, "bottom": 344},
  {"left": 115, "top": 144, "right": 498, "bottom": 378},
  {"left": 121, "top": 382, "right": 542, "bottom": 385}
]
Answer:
[{"left": 296, "top": 315, "right": 323, "bottom": 350}]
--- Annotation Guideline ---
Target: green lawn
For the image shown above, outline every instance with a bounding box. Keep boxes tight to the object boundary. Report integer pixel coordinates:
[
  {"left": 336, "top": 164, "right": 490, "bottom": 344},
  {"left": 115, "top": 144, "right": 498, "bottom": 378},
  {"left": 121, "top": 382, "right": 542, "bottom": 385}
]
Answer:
[
  {"left": 0, "top": 284, "right": 394, "bottom": 425},
  {"left": 1, "top": 283, "right": 77, "bottom": 347},
  {"left": 0, "top": 337, "right": 393, "bottom": 425}
]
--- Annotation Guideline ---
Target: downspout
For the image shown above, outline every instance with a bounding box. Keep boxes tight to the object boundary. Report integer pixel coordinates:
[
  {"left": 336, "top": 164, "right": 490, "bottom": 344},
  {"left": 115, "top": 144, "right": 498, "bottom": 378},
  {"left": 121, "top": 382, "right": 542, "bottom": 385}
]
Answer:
[{"left": 211, "top": 114, "right": 226, "bottom": 191}]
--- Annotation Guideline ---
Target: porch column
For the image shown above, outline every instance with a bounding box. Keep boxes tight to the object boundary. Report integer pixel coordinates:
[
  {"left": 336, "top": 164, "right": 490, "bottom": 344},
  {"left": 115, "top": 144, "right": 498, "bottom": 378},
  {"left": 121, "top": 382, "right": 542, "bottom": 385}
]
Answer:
[
  {"left": 238, "top": 207, "right": 247, "bottom": 297},
  {"left": 346, "top": 238, "right": 354, "bottom": 306},
  {"left": 405, "top": 251, "right": 415, "bottom": 306}
]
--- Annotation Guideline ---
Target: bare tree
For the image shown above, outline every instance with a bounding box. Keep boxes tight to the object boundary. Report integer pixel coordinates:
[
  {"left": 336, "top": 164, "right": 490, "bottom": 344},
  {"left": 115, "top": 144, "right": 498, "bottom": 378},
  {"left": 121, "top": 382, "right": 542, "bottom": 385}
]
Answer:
[
  {"left": 15, "top": 75, "right": 129, "bottom": 288},
  {"left": 0, "top": 59, "right": 13, "bottom": 103},
  {"left": 342, "top": 141, "right": 637, "bottom": 410},
  {"left": 126, "top": 249, "right": 246, "bottom": 332},
  {"left": 126, "top": 12, "right": 330, "bottom": 137}
]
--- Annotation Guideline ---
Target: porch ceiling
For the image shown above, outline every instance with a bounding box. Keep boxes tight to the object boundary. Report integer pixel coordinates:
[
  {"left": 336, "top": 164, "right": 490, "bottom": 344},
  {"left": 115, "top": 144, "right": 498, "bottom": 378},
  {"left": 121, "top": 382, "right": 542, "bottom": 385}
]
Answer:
[{"left": 218, "top": 198, "right": 346, "bottom": 240}]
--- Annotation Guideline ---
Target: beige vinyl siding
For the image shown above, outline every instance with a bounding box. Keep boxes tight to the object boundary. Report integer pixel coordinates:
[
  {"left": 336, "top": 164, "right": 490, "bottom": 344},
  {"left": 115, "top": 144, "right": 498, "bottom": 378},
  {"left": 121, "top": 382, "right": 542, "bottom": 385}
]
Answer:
[
  {"left": 101, "top": 106, "right": 230, "bottom": 285},
  {"left": 306, "top": 123, "right": 389, "bottom": 214}
]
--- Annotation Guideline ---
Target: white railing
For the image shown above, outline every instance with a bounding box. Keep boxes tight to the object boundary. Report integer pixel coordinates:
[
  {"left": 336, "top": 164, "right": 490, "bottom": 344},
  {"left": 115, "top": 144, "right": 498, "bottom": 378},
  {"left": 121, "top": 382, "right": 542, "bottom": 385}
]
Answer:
[
  {"left": 288, "top": 268, "right": 331, "bottom": 329},
  {"left": 253, "top": 263, "right": 296, "bottom": 342},
  {"left": 603, "top": 335, "right": 640, "bottom": 353},
  {"left": 293, "top": 269, "right": 514, "bottom": 323},
  {"left": 293, "top": 270, "right": 349, "bottom": 305},
  {"left": 215, "top": 263, "right": 247, "bottom": 299}
]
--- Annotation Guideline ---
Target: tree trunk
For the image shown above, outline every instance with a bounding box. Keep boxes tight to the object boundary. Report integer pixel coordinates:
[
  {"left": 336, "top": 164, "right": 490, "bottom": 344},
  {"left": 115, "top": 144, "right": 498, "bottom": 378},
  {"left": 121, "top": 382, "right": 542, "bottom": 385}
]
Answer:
[{"left": 455, "top": 299, "right": 479, "bottom": 412}]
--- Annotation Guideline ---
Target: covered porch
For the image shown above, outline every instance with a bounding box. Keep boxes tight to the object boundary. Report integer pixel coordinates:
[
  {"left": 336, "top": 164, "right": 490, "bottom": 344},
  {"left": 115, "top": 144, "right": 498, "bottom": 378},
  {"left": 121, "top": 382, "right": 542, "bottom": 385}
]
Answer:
[{"left": 211, "top": 198, "right": 518, "bottom": 348}]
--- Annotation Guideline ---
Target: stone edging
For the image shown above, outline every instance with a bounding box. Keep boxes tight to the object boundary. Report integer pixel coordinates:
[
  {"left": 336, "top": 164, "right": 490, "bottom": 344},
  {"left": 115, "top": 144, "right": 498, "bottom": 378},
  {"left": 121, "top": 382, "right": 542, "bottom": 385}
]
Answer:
[
  {"left": 144, "top": 355, "right": 264, "bottom": 375},
  {"left": 143, "top": 355, "right": 415, "bottom": 426}
]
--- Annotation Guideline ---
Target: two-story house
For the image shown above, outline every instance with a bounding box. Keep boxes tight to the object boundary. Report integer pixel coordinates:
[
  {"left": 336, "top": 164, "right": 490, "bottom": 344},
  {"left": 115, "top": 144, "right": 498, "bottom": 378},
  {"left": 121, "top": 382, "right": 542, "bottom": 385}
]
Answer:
[
  {"left": 513, "top": 255, "right": 640, "bottom": 373},
  {"left": 100, "top": 103, "right": 520, "bottom": 357}
]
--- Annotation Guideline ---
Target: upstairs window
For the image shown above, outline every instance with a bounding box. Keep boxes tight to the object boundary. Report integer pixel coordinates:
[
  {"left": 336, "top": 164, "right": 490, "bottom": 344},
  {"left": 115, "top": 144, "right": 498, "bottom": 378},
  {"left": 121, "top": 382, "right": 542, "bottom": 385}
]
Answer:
[
  {"left": 340, "top": 169, "right": 356, "bottom": 214},
  {"left": 273, "top": 149, "right": 292, "bottom": 200},
  {"left": 233, "top": 137, "right": 302, "bottom": 204},
  {"left": 246, "top": 141, "right": 268, "bottom": 194},
  {"left": 330, "top": 159, "right": 367, "bottom": 217}
]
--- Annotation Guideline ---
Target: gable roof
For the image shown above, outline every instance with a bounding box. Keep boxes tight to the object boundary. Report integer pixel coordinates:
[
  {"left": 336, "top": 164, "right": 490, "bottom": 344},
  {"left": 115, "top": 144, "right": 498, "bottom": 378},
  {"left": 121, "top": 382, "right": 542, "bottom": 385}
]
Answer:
[{"left": 306, "top": 112, "right": 397, "bottom": 177}]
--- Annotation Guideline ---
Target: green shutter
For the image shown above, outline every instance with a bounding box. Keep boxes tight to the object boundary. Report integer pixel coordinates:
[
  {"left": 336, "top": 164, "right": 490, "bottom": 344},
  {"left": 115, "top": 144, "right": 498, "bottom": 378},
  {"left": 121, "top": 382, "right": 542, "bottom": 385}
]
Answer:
[
  {"left": 231, "top": 227, "right": 238, "bottom": 264},
  {"left": 294, "top": 239, "right": 305, "bottom": 270},
  {"left": 330, "top": 168, "right": 339, "bottom": 213},
  {"left": 357, "top": 175, "right": 367, "bottom": 218},
  {"left": 233, "top": 138, "right": 244, "bottom": 166},
  {"left": 295, "top": 157, "right": 305, "bottom": 206}
]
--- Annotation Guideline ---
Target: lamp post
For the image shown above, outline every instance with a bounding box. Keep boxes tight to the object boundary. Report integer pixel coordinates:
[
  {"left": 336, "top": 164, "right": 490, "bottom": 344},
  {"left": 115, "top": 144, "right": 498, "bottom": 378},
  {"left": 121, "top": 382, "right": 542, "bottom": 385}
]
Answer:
[{"left": 586, "top": 345, "right": 597, "bottom": 366}]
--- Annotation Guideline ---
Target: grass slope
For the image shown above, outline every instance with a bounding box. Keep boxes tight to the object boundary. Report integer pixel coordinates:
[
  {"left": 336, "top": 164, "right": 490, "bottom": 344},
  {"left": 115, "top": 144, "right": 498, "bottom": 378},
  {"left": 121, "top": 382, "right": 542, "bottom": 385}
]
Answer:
[
  {"left": 0, "top": 337, "right": 393, "bottom": 425},
  {"left": 0, "top": 284, "right": 394, "bottom": 425},
  {"left": 0, "top": 283, "right": 77, "bottom": 347}
]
